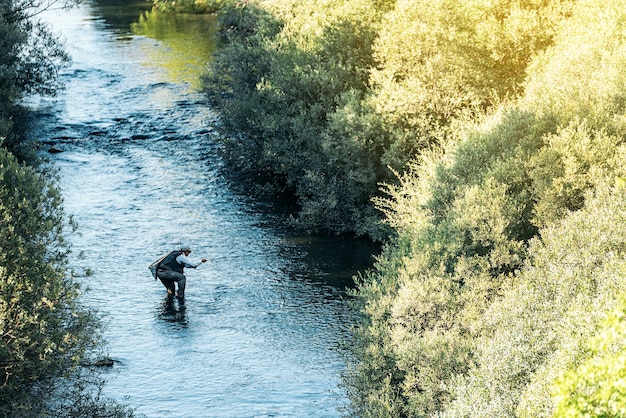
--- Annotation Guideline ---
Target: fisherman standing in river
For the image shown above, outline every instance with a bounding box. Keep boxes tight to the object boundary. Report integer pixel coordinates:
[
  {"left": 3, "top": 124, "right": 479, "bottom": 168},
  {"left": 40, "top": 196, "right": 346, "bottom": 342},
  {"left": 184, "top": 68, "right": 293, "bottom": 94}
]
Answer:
[{"left": 150, "top": 245, "right": 207, "bottom": 299}]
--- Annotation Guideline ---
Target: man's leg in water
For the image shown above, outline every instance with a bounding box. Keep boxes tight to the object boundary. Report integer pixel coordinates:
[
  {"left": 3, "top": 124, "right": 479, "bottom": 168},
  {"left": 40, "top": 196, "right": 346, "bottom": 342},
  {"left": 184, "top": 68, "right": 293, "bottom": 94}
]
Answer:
[
  {"left": 157, "top": 270, "right": 185, "bottom": 297},
  {"left": 159, "top": 278, "right": 176, "bottom": 296}
]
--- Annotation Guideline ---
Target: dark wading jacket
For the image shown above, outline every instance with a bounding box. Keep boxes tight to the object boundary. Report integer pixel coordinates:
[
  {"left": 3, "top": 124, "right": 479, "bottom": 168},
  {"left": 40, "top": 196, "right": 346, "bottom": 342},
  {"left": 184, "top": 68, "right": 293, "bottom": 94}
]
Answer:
[{"left": 158, "top": 250, "right": 184, "bottom": 274}]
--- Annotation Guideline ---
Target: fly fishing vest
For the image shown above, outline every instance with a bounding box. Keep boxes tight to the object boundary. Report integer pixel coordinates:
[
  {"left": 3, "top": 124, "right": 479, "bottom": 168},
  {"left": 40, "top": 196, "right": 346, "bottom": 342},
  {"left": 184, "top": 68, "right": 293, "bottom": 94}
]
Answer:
[{"left": 158, "top": 250, "right": 184, "bottom": 274}]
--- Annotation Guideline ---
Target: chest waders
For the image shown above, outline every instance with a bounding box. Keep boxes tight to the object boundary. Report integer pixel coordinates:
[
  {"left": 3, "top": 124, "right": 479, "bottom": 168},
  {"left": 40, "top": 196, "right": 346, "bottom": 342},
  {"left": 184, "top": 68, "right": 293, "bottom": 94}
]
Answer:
[{"left": 155, "top": 251, "right": 186, "bottom": 298}]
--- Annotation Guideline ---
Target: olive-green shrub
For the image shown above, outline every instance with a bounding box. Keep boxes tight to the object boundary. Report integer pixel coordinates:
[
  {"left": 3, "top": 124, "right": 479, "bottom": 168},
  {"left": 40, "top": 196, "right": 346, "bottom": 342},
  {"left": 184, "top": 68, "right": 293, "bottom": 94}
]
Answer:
[
  {"left": 0, "top": 0, "right": 70, "bottom": 160},
  {"left": 346, "top": 0, "right": 626, "bottom": 416},
  {"left": 442, "top": 181, "right": 626, "bottom": 417},
  {"left": 0, "top": 143, "right": 99, "bottom": 415},
  {"left": 204, "top": 0, "right": 386, "bottom": 235},
  {"left": 346, "top": 108, "right": 559, "bottom": 416},
  {"left": 552, "top": 291, "right": 626, "bottom": 418},
  {"left": 369, "top": 0, "right": 573, "bottom": 174}
]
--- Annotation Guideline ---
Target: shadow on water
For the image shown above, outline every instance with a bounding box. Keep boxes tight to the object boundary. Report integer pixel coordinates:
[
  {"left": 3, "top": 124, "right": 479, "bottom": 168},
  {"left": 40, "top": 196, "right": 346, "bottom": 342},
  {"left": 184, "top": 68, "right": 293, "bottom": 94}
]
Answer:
[
  {"left": 277, "top": 233, "right": 380, "bottom": 290},
  {"left": 229, "top": 190, "right": 381, "bottom": 290}
]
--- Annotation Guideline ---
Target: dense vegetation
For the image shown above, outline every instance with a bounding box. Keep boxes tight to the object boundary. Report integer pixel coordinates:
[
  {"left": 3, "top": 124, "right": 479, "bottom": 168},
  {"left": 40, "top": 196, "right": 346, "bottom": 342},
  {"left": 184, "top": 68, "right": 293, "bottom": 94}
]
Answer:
[
  {"left": 203, "top": 0, "right": 573, "bottom": 237},
  {"left": 205, "top": 0, "right": 626, "bottom": 416},
  {"left": 152, "top": 0, "right": 224, "bottom": 13},
  {"left": 0, "top": 0, "right": 135, "bottom": 415}
]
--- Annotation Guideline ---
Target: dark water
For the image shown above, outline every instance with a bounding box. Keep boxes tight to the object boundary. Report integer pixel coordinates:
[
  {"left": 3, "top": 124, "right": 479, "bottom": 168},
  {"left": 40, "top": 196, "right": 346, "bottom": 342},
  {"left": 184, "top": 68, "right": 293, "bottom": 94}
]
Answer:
[{"left": 25, "top": 2, "right": 377, "bottom": 417}]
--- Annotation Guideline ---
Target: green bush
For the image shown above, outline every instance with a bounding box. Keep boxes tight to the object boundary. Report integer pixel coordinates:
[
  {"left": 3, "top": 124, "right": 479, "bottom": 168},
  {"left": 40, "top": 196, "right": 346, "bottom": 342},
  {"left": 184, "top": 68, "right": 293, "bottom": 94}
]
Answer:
[
  {"left": 152, "top": 0, "right": 224, "bottom": 13},
  {"left": 552, "top": 292, "right": 626, "bottom": 418},
  {"left": 204, "top": 0, "right": 387, "bottom": 235},
  {"left": 360, "top": 0, "right": 574, "bottom": 179},
  {"left": 0, "top": 0, "right": 69, "bottom": 102},
  {"left": 442, "top": 182, "right": 626, "bottom": 417},
  {"left": 1, "top": 0, "right": 70, "bottom": 160},
  {"left": 524, "top": 0, "right": 626, "bottom": 128},
  {"left": 347, "top": 114, "right": 626, "bottom": 417},
  {"left": 345, "top": 108, "right": 559, "bottom": 416}
]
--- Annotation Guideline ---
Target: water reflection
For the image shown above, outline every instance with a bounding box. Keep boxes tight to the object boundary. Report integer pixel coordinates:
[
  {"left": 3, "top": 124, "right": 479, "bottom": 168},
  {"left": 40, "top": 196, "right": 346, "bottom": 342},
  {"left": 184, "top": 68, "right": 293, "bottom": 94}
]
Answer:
[
  {"left": 87, "top": 0, "right": 217, "bottom": 88},
  {"left": 89, "top": 0, "right": 153, "bottom": 32},
  {"left": 157, "top": 296, "right": 188, "bottom": 327},
  {"left": 131, "top": 10, "right": 217, "bottom": 88}
]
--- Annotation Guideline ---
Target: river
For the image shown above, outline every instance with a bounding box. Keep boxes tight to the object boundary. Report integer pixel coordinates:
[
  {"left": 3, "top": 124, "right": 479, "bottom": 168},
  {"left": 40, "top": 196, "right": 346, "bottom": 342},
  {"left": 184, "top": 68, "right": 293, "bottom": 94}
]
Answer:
[{"left": 24, "top": 1, "right": 377, "bottom": 417}]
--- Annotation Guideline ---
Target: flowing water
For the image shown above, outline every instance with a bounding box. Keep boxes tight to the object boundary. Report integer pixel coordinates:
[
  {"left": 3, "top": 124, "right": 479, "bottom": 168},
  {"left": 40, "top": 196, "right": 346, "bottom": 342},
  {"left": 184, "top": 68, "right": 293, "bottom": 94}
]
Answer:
[{"left": 25, "top": 2, "right": 377, "bottom": 416}]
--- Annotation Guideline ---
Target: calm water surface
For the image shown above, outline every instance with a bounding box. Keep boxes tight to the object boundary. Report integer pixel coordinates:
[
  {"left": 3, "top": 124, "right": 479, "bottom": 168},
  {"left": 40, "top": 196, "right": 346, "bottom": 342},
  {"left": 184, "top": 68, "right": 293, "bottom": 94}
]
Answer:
[{"left": 26, "top": 2, "right": 376, "bottom": 417}]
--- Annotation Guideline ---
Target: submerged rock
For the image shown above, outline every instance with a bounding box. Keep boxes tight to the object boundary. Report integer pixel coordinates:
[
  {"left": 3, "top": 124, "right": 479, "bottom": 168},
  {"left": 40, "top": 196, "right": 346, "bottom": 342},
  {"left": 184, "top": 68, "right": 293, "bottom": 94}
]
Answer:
[
  {"left": 81, "top": 357, "right": 118, "bottom": 367},
  {"left": 94, "top": 358, "right": 115, "bottom": 367}
]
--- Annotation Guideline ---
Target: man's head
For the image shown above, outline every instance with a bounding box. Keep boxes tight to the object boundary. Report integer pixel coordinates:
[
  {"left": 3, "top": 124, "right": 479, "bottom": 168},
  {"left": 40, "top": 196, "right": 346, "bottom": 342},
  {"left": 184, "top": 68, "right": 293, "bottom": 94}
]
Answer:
[{"left": 180, "top": 245, "right": 191, "bottom": 255}]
